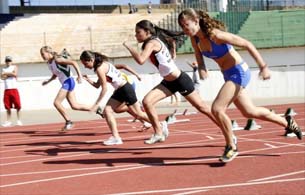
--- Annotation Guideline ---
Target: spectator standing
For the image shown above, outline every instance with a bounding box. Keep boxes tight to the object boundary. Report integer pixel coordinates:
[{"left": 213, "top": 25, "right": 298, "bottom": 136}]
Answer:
[{"left": 1, "top": 56, "right": 22, "bottom": 127}]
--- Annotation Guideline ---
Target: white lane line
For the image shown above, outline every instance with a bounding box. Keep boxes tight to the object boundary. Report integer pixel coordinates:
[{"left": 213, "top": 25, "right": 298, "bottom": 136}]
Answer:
[
  {"left": 264, "top": 143, "right": 277, "bottom": 148},
  {"left": 206, "top": 136, "right": 214, "bottom": 140},
  {"left": 0, "top": 164, "right": 149, "bottom": 188},
  {"left": 108, "top": 178, "right": 305, "bottom": 195},
  {"left": 173, "top": 189, "right": 210, "bottom": 195},
  {"left": 249, "top": 170, "right": 305, "bottom": 182},
  {"left": 0, "top": 152, "right": 89, "bottom": 166},
  {"left": 1, "top": 149, "right": 304, "bottom": 187},
  {"left": 0, "top": 164, "right": 139, "bottom": 177}
]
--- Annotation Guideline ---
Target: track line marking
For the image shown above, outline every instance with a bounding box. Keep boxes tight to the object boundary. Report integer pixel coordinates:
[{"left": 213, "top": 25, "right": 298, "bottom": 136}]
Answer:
[
  {"left": 0, "top": 165, "right": 149, "bottom": 188},
  {"left": 206, "top": 136, "right": 214, "bottom": 140},
  {"left": 249, "top": 170, "right": 305, "bottom": 182},
  {"left": 173, "top": 189, "right": 210, "bottom": 195},
  {"left": 264, "top": 143, "right": 277, "bottom": 148},
  {"left": 108, "top": 178, "right": 305, "bottom": 195}
]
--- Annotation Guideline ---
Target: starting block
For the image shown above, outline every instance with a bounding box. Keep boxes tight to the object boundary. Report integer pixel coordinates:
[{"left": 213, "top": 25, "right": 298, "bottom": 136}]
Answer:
[
  {"left": 231, "top": 120, "right": 244, "bottom": 131},
  {"left": 270, "top": 108, "right": 297, "bottom": 117},
  {"left": 165, "top": 109, "right": 191, "bottom": 124},
  {"left": 171, "top": 108, "right": 197, "bottom": 116},
  {"left": 244, "top": 119, "right": 262, "bottom": 130},
  {"left": 232, "top": 119, "right": 262, "bottom": 131}
]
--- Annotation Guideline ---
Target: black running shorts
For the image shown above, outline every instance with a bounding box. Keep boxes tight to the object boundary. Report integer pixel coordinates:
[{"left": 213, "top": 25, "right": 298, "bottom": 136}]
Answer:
[
  {"left": 111, "top": 82, "right": 138, "bottom": 106},
  {"left": 160, "top": 71, "right": 195, "bottom": 96}
]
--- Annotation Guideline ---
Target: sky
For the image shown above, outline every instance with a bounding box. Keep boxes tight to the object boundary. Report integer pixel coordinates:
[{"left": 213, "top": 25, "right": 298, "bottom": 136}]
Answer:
[{"left": 9, "top": 0, "right": 159, "bottom": 6}]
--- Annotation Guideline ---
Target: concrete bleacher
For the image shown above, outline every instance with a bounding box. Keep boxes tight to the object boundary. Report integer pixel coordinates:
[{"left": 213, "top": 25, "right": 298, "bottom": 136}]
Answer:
[
  {"left": 238, "top": 10, "right": 305, "bottom": 48},
  {"left": 0, "top": 12, "right": 170, "bottom": 64},
  {"left": 177, "top": 9, "right": 305, "bottom": 53}
]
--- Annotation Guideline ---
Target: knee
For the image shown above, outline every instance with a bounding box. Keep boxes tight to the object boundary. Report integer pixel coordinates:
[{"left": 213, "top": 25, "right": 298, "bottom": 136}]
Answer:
[
  {"left": 142, "top": 99, "right": 152, "bottom": 110},
  {"left": 103, "top": 106, "right": 114, "bottom": 116},
  {"left": 211, "top": 104, "right": 225, "bottom": 117},
  {"left": 53, "top": 101, "right": 59, "bottom": 108}
]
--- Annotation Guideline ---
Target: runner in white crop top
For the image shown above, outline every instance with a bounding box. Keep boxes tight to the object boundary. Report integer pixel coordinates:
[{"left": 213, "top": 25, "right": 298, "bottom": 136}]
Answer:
[
  {"left": 80, "top": 50, "right": 151, "bottom": 146},
  {"left": 124, "top": 19, "right": 218, "bottom": 145},
  {"left": 149, "top": 38, "right": 178, "bottom": 77}
]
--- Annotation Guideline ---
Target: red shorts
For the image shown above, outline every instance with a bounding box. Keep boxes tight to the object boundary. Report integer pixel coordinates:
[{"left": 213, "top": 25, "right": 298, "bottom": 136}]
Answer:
[{"left": 3, "top": 89, "right": 21, "bottom": 110}]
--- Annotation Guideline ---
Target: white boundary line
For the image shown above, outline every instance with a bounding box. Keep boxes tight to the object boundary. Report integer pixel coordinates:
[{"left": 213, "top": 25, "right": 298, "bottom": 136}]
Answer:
[
  {"left": 107, "top": 178, "right": 305, "bottom": 195},
  {"left": 249, "top": 170, "right": 305, "bottom": 182}
]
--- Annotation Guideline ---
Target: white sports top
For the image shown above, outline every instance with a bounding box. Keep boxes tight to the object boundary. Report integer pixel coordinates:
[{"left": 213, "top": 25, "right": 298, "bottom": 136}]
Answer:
[
  {"left": 2, "top": 65, "right": 18, "bottom": 89},
  {"left": 105, "top": 62, "right": 126, "bottom": 90},
  {"left": 149, "top": 38, "right": 178, "bottom": 77},
  {"left": 48, "top": 59, "right": 72, "bottom": 84}
]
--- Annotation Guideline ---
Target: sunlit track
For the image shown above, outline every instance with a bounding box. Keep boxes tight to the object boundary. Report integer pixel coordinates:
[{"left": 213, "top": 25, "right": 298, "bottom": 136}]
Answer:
[{"left": 0, "top": 103, "right": 304, "bottom": 195}]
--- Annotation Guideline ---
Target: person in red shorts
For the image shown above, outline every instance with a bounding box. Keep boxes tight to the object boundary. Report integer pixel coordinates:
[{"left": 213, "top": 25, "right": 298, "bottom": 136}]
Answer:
[{"left": 1, "top": 56, "right": 22, "bottom": 127}]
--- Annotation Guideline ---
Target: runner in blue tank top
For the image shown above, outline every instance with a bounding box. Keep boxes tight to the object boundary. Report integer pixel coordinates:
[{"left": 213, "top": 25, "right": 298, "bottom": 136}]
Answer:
[{"left": 178, "top": 8, "right": 303, "bottom": 163}]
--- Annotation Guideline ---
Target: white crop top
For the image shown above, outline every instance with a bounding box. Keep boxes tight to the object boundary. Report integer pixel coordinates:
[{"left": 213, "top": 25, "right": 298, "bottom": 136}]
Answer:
[
  {"left": 105, "top": 62, "right": 126, "bottom": 90},
  {"left": 149, "top": 38, "right": 178, "bottom": 77},
  {"left": 48, "top": 59, "right": 72, "bottom": 84}
]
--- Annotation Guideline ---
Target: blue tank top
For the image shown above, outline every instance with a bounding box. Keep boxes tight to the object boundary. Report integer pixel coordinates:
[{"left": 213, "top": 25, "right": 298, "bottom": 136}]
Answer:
[{"left": 195, "top": 36, "right": 232, "bottom": 59}]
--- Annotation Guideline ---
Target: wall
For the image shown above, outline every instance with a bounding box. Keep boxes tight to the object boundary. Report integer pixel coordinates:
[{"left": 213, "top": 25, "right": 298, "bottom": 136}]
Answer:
[{"left": 0, "top": 69, "right": 304, "bottom": 112}]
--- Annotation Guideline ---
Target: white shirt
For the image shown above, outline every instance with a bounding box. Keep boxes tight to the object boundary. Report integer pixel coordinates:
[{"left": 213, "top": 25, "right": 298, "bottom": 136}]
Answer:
[
  {"left": 149, "top": 38, "right": 178, "bottom": 77},
  {"left": 105, "top": 62, "right": 126, "bottom": 90},
  {"left": 48, "top": 59, "right": 72, "bottom": 84},
  {"left": 2, "top": 65, "right": 18, "bottom": 89}
]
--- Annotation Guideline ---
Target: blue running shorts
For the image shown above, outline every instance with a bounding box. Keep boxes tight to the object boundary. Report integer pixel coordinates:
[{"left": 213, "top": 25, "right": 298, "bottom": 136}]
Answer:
[
  {"left": 223, "top": 61, "right": 251, "bottom": 88},
  {"left": 62, "top": 77, "right": 75, "bottom": 91}
]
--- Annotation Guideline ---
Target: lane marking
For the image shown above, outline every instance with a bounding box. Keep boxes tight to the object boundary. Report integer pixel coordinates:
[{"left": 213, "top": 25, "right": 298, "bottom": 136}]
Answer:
[
  {"left": 173, "top": 189, "right": 210, "bottom": 195},
  {"left": 264, "top": 143, "right": 277, "bottom": 148},
  {"left": 249, "top": 170, "right": 305, "bottom": 182},
  {"left": 108, "top": 178, "right": 305, "bottom": 195},
  {"left": 206, "top": 136, "right": 214, "bottom": 140}
]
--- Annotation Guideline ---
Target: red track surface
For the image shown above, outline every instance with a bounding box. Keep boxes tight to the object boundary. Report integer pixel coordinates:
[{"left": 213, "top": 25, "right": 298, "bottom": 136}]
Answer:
[{"left": 0, "top": 103, "right": 304, "bottom": 195}]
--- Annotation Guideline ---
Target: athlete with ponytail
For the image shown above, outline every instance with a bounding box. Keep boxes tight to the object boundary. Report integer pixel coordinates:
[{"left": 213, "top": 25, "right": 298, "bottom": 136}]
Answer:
[
  {"left": 80, "top": 50, "right": 151, "bottom": 145},
  {"left": 40, "top": 46, "right": 93, "bottom": 131},
  {"left": 123, "top": 19, "right": 218, "bottom": 144},
  {"left": 178, "top": 8, "right": 303, "bottom": 162}
]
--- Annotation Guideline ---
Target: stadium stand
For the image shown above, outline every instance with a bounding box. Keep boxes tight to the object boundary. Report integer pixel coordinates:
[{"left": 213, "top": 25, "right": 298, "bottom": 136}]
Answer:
[
  {"left": 0, "top": 13, "right": 23, "bottom": 30},
  {"left": 238, "top": 10, "right": 305, "bottom": 48},
  {"left": 178, "top": 9, "right": 305, "bottom": 53},
  {"left": 0, "top": 12, "right": 169, "bottom": 63}
]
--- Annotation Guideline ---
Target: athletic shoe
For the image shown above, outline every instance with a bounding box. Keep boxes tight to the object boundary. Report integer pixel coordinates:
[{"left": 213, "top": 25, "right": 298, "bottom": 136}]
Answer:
[
  {"left": 103, "top": 136, "right": 123, "bottom": 146},
  {"left": 96, "top": 106, "right": 104, "bottom": 118},
  {"left": 144, "top": 134, "right": 165, "bottom": 144},
  {"left": 61, "top": 120, "right": 73, "bottom": 131},
  {"left": 16, "top": 120, "right": 23, "bottom": 126},
  {"left": 2, "top": 121, "right": 12, "bottom": 127},
  {"left": 219, "top": 145, "right": 239, "bottom": 163},
  {"left": 161, "top": 121, "right": 169, "bottom": 138},
  {"left": 285, "top": 116, "right": 302, "bottom": 140}
]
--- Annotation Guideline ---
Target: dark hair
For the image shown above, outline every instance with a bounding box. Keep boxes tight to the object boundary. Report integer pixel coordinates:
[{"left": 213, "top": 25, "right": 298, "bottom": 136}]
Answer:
[
  {"left": 80, "top": 50, "right": 109, "bottom": 72},
  {"left": 136, "top": 20, "right": 184, "bottom": 50},
  {"left": 178, "top": 8, "right": 226, "bottom": 38}
]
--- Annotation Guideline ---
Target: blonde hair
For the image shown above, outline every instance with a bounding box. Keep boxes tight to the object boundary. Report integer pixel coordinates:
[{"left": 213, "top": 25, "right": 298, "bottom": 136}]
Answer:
[
  {"left": 178, "top": 8, "right": 226, "bottom": 38},
  {"left": 40, "top": 46, "right": 60, "bottom": 58}
]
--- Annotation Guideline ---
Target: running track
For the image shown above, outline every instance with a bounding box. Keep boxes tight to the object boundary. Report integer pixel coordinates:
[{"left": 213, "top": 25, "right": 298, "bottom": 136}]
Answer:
[{"left": 0, "top": 103, "right": 304, "bottom": 195}]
